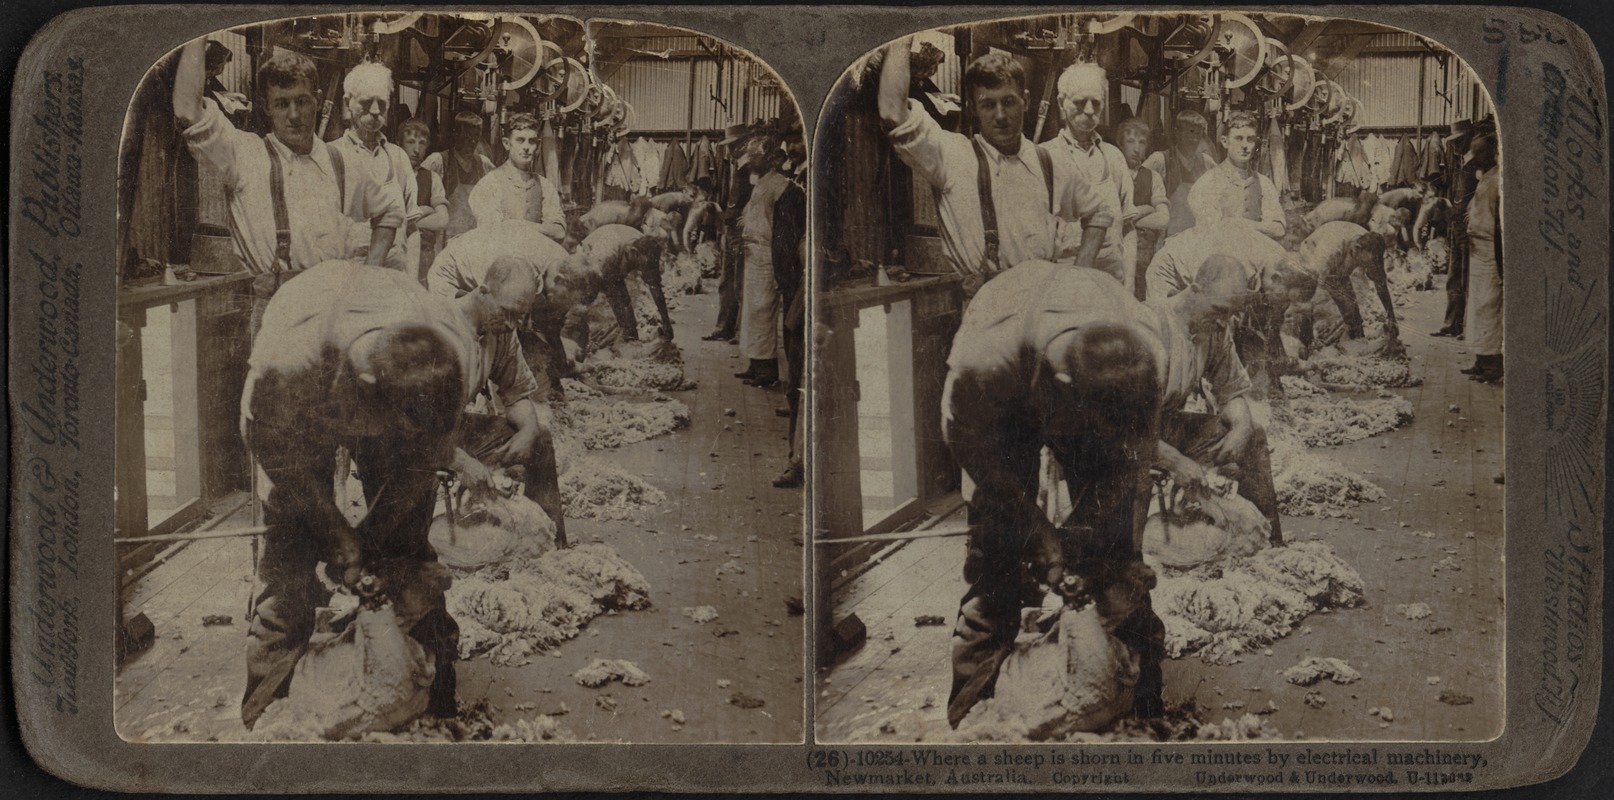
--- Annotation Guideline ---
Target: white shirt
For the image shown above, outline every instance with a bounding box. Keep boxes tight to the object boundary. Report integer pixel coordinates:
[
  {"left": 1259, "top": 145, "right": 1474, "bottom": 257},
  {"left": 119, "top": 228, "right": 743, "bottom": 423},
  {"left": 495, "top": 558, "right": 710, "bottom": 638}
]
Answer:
[
  {"left": 425, "top": 220, "right": 569, "bottom": 300},
  {"left": 330, "top": 129, "right": 419, "bottom": 229},
  {"left": 251, "top": 260, "right": 538, "bottom": 417},
  {"left": 1050, "top": 129, "right": 1131, "bottom": 281},
  {"left": 468, "top": 162, "right": 565, "bottom": 233},
  {"left": 180, "top": 99, "right": 403, "bottom": 274},
  {"left": 887, "top": 99, "right": 1111, "bottom": 278},
  {"left": 1186, "top": 159, "right": 1285, "bottom": 237},
  {"left": 1145, "top": 219, "right": 1286, "bottom": 302}
]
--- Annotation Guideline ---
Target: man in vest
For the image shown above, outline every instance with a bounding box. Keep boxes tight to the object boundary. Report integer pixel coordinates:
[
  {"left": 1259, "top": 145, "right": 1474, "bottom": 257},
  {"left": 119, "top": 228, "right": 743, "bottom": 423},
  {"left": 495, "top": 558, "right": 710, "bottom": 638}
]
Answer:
[
  {"left": 1187, "top": 111, "right": 1285, "bottom": 240},
  {"left": 172, "top": 39, "right": 403, "bottom": 331},
  {"left": 328, "top": 63, "right": 419, "bottom": 271},
  {"left": 421, "top": 111, "right": 496, "bottom": 244},
  {"left": 1118, "top": 118, "right": 1171, "bottom": 301},
  {"left": 398, "top": 118, "right": 450, "bottom": 283},
  {"left": 469, "top": 112, "right": 566, "bottom": 242},
  {"left": 1142, "top": 110, "right": 1218, "bottom": 238},
  {"left": 1048, "top": 63, "right": 1131, "bottom": 286},
  {"left": 876, "top": 38, "right": 1111, "bottom": 296}
]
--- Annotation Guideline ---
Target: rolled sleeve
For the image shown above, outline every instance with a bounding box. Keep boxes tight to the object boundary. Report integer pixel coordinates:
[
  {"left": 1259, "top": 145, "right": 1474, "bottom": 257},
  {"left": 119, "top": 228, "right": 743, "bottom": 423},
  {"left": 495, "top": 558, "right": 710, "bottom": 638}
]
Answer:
[
  {"left": 1146, "top": 248, "right": 1192, "bottom": 302},
  {"left": 1205, "top": 328, "right": 1253, "bottom": 404},
  {"left": 427, "top": 170, "right": 448, "bottom": 216},
  {"left": 1060, "top": 169, "right": 1113, "bottom": 230},
  {"left": 180, "top": 98, "right": 249, "bottom": 183},
  {"left": 355, "top": 170, "right": 406, "bottom": 230},
  {"left": 886, "top": 98, "right": 952, "bottom": 189},
  {"left": 425, "top": 250, "right": 470, "bottom": 299},
  {"left": 490, "top": 330, "right": 541, "bottom": 408}
]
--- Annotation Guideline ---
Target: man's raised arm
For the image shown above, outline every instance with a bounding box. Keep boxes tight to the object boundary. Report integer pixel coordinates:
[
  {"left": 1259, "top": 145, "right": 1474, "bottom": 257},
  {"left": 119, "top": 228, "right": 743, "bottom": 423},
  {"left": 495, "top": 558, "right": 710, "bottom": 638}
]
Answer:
[
  {"left": 172, "top": 40, "right": 207, "bottom": 129},
  {"left": 877, "top": 38, "right": 912, "bottom": 129}
]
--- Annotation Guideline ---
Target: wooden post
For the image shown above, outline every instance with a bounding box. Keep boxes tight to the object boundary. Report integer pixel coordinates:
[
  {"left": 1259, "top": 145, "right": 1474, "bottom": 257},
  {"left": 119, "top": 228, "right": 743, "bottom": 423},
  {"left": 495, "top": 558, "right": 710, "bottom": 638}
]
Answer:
[
  {"left": 116, "top": 310, "right": 149, "bottom": 539},
  {"left": 813, "top": 301, "right": 863, "bottom": 666}
]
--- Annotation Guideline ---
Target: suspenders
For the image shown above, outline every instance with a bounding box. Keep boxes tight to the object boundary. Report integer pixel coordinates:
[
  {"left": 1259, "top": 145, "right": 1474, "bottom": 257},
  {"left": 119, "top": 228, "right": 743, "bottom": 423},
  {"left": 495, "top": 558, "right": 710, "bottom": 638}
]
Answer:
[
  {"left": 971, "top": 138, "right": 1055, "bottom": 275},
  {"left": 262, "top": 137, "right": 345, "bottom": 275}
]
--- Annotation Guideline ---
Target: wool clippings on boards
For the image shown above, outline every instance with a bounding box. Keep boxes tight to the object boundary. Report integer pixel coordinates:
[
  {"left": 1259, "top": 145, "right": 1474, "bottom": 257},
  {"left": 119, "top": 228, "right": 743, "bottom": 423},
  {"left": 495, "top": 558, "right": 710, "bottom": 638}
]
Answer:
[
  {"left": 561, "top": 457, "right": 669, "bottom": 520},
  {"left": 662, "top": 243, "right": 715, "bottom": 296},
  {"left": 1280, "top": 376, "right": 1329, "bottom": 399},
  {"left": 1272, "top": 394, "right": 1414, "bottom": 448},
  {"left": 553, "top": 396, "right": 690, "bottom": 451},
  {"left": 1305, "top": 348, "right": 1422, "bottom": 391},
  {"left": 361, "top": 699, "right": 574, "bottom": 743},
  {"left": 1152, "top": 541, "right": 1366, "bottom": 665},
  {"left": 1268, "top": 433, "right": 1386, "bottom": 518},
  {"left": 447, "top": 543, "right": 652, "bottom": 667},
  {"left": 583, "top": 339, "right": 695, "bottom": 392}
]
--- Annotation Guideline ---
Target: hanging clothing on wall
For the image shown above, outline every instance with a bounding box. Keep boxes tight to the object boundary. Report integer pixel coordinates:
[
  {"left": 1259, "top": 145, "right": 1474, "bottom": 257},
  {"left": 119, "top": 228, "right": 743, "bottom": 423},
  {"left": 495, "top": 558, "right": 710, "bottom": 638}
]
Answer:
[
  {"left": 1362, "top": 134, "right": 1391, "bottom": 189},
  {"left": 659, "top": 140, "right": 690, "bottom": 192},
  {"left": 1420, "top": 132, "right": 1443, "bottom": 179},
  {"left": 631, "top": 138, "right": 662, "bottom": 195},
  {"left": 604, "top": 137, "right": 640, "bottom": 194},
  {"left": 1393, "top": 134, "right": 1422, "bottom": 186},
  {"left": 1353, "top": 137, "right": 1375, "bottom": 190},
  {"left": 1385, "top": 134, "right": 1405, "bottom": 189},
  {"left": 690, "top": 136, "right": 717, "bottom": 188}
]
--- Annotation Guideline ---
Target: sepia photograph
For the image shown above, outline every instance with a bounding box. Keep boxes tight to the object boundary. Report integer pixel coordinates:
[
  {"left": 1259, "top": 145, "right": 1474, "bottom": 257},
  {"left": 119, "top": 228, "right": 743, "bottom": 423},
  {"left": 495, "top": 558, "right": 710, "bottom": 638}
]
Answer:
[
  {"left": 5, "top": 2, "right": 1605, "bottom": 793},
  {"left": 110, "top": 11, "right": 806, "bottom": 744},
  {"left": 814, "top": 11, "right": 1506, "bottom": 744}
]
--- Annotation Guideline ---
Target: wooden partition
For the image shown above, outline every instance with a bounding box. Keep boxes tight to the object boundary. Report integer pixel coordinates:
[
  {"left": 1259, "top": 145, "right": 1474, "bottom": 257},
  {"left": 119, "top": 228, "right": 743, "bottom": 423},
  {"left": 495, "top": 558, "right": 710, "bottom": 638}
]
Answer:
[{"left": 813, "top": 273, "right": 963, "bottom": 664}]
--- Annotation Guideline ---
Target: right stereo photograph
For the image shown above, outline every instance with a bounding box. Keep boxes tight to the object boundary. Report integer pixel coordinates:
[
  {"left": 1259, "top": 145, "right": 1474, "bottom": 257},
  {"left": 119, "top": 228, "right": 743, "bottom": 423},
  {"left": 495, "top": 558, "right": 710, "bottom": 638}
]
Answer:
[{"left": 813, "top": 11, "right": 1504, "bottom": 744}]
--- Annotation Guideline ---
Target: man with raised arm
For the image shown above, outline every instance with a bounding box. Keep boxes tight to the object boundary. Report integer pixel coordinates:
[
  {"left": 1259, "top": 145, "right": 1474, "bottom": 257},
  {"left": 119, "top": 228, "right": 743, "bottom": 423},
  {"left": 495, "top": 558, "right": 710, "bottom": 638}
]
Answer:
[
  {"left": 172, "top": 39, "right": 402, "bottom": 328},
  {"left": 877, "top": 38, "right": 1111, "bottom": 295}
]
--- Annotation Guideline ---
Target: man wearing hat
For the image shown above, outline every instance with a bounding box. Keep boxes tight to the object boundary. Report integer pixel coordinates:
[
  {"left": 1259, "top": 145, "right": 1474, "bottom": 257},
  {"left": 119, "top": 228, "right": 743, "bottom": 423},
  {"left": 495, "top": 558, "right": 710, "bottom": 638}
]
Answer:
[
  {"left": 703, "top": 123, "right": 754, "bottom": 342},
  {"left": 735, "top": 134, "right": 793, "bottom": 387},
  {"left": 1432, "top": 118, "right": 1478, "bottom": 338}
]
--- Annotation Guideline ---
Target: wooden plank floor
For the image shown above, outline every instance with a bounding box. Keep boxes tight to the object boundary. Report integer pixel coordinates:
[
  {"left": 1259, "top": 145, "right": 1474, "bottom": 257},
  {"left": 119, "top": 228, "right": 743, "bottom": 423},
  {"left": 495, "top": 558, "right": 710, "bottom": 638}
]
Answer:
[
  {"left": 115, "top": 274, "right": 806, "bottom": 743},
  {"left": 816, "top": 286, "right": 1506, "bottom": 743}
]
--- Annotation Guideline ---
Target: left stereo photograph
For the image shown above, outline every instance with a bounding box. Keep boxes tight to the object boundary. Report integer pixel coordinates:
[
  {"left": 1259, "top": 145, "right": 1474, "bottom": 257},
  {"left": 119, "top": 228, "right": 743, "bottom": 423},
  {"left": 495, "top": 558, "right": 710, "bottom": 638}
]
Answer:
[{"left": 111, "top": 11, "right": 808, "bottom": 744}]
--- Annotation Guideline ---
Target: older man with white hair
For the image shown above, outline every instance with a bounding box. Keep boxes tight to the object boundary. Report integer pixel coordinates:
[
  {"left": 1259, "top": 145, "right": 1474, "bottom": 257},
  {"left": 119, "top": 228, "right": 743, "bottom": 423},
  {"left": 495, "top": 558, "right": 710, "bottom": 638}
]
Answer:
[
  {"left": 1047, "top": 62, "right": 1132, "bottom": 286},
  {"left": 328, "top": 62, "right": 417, "bottom": 270}
]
